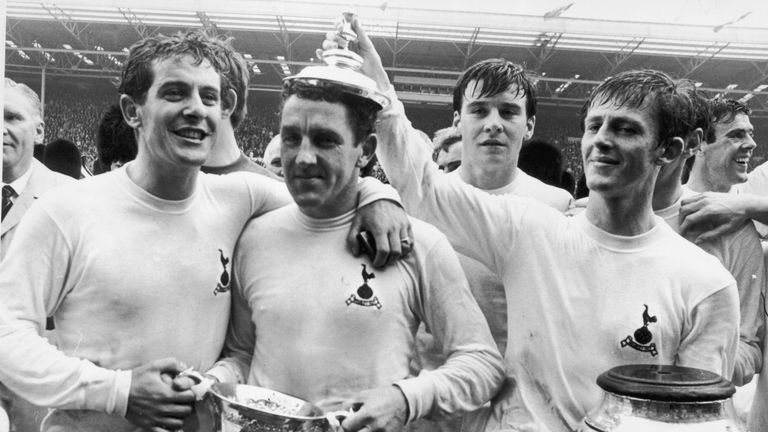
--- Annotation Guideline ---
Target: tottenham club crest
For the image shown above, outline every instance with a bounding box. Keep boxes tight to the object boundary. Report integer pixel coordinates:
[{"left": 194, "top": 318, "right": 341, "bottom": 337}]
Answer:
[
  {"left": 620, "top": 304, "right": 658, "bottom": 356},
  {"left": 213, "top": 249, "right": 231, "bottom": 296},
  {"left": 346, "top": 264, "right": 382, "bottom": 309}
]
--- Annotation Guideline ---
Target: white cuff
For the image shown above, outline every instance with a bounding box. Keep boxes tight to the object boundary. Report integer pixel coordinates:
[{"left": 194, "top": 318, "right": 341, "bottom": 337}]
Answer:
[{"left": 112, "top": 370, "right": 132, "bottom": 417}]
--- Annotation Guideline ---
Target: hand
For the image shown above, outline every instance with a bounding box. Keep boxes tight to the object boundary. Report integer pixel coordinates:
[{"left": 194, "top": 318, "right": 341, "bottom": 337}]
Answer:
[
  {"left": 339, "top": 386, "right": 408, "bottom": 432},
  {"left": 564, "top": 197, "right": 588, "bottom": 217},
  {"left": 679, "top": 192, "right": 748, "bottom": 243},
  {"left": 347, "top": 14, "right": 392, "bottom": 93},
  {"left": 349, "top": 200, "right": 413, "bottom": 268},
  {"left": 125, "top": 358, "right": 196, "bottom": 431}
]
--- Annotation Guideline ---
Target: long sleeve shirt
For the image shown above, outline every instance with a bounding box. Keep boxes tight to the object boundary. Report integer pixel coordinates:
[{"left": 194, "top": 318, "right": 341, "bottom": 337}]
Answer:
[
  {"left": 208, "top": 205, "right": 505, "bottom": 424},
  {"left": 374, "top": 88, "right": 740, "bottom": 432}
]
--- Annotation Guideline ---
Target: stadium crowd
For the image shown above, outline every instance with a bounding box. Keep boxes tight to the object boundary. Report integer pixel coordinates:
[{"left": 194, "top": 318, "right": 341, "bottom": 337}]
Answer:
[{"left": 1, "top": 14, "right": 768, "bottom": 432}]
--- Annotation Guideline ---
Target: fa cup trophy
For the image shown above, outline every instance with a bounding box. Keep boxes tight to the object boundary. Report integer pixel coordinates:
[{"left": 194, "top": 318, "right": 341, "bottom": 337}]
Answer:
[{"left": 283, "top": 13, "right": 389, "bottom": 109}]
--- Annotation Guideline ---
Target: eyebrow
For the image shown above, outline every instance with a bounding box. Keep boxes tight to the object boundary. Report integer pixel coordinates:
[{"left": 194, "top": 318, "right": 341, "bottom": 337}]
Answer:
[
  {"left": 157, "top": 80, "right": 190, "bottom": 89},
  {"left": 584, "top": 113, "right": 603, "bottom": 124},
  {"left": 499, "top": 102, "right": 523, "bottom": 111},
  {"left": 311, "top": 127, "right": 344, "bottom": 142},
  {"left": 585, "top": 114, "right": 646, "bottom": 131},
  {"left": 725, "top": 126, "right": 753, "bottom": 135},
  {"left": 157, "top": 80, "right": 219, "bottom": 93},
  {"left": 466, "top": 101, "right": 487, "bottom": 109},
  {"left": 280, "top": 125, "right": 344, "bottom": 141}
]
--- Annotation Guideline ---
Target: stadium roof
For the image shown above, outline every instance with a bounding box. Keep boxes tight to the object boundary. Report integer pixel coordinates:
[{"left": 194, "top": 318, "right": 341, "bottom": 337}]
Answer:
[{"left": 5, "top": 0, "right": 768, "bottom": 114}]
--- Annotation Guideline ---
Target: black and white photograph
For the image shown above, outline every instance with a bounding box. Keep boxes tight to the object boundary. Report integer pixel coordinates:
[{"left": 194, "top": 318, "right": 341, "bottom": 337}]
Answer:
[{"left": 2, "top": 1, "right": 768, "bottom": 431}]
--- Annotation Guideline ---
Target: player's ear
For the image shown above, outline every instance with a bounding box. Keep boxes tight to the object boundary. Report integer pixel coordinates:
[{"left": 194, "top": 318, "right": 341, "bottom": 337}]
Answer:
[
  {"left": 356, "top": 133, "right": 377, "bottom": 168},
  {"left": 656, "top": 136, "right": 684, "bottom": 165},
  {"left": 120, "top": 94, "right": 141, "bottom": 128},
  {"left": 33, "top": 119, "right": 45, "bottom": 145},
  {"left": 682, "top": 128, "right": 703, "bottom": 158},
  {"left": 221, "top": 88, "right": 237, "bottom": 119},
  {"left": 524, "top": 114, "right": 536, "bottom": 141}
]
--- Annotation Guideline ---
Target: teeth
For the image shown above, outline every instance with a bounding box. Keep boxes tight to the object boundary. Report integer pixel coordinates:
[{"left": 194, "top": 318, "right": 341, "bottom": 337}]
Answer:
[{"left": 177, "top": 129, "right": 203, "bottom": 140}]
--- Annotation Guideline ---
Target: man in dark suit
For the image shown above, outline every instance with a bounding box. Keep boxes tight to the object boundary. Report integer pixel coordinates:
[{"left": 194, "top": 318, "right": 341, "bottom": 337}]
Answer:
[{"left": 1, "top": 78, "right": 73, "bottom": 432}]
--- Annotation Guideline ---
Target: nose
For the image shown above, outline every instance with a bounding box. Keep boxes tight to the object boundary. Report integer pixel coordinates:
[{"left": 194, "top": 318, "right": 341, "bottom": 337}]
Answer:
[
  {"left": 744, "top": 135, "right": 757, "bottom": 151},
  {"left": 182, "top": 92, "right": 206, "bottom": 120},
  {"left": 590, "top": 123, "right": 614, "bottom": 149},
  {"left": 294, "top": 137, "right": 317, "bottom": 165},
  {"left": 482, "top": 109, "right": 504, "bottom": 134}
]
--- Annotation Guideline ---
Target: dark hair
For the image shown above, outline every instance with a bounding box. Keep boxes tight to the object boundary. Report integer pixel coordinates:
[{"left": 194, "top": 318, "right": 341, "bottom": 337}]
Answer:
[
  {"left": 96, "top": 104, "right": 137, "bottom": 165},
  {"left": 216, "top": 36, "right": 249, "bottom": 129},
  {"left": 281, "top": 79, "right": 381, "bottom": 144},
  {"left": 518, "top": 139, "right": 564, "bottom": 187},
  {"left": 581, "top": 69, "right": 698, "bottom": 146},
  {"left": 118, "top": 30, "right": 233, "bottom": 105},
  {"left": 453, "top": 59, "right": 537, "bottom": 118},
  {"left": 706, "top": 97, "right": 751, "bottom": 143},
  {"left": 43, "top": 138, "right": 82, "bottom": 179},
  {"left": 690, "top": 90, "right": 712, "bottom": 143}
]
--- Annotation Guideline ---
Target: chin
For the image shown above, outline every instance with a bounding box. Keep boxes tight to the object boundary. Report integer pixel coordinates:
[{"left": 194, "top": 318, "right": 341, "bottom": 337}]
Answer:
[
  {"left": 733, "top": 174, "right": 749, "bottom": 185},
  {"left": 586, "top": 178, "right": 613, "bottom": 193},
  {"left": 176, "top": 151, "right": 209, "bottom": 166},
  {"left": 293, "top": 195, "right": 324, "bottom": 209}
]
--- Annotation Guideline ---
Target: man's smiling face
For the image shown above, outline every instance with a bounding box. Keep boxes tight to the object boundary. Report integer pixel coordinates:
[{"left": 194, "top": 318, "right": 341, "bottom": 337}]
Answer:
[
  {"left": 701, "top": 112, "right": 756, "bottom": 188},
  {"left": 133, "top": 55, "right": 223, "bottom": 169}
]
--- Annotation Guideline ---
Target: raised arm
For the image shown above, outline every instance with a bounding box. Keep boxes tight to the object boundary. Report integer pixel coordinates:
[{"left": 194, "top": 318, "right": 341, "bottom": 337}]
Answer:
[{"left": 350, "top": 16, "right": 526, "bottom": 273}]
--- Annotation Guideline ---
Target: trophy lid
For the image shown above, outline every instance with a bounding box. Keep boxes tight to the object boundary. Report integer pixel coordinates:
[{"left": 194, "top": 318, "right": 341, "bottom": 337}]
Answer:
[
  {"left": 283, "top": 15, "right": 389, "bottom": 110},
  {"left": 285, "top": 65, "right": 389, "bottom": 110},
  {"left": 596, "top": 364, "right": 735, "bottom": 402}
]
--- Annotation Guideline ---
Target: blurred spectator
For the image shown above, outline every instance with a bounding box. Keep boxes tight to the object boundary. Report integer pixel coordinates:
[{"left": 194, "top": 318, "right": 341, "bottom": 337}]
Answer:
[
  {"left": 561, "top": 169, "right": 575, "bottom": 196},
  {"left": 91, "top": 158, "right": 109, "bottom": 176},
  {"left": 432, "top": 127, "right": 462, "bottom": 173},
  {"left": 518, "top": 138, "right": 564, "bottom": 188},
  {"left": 33, "top": 144, "right": 45, "bottom": 162},
  {"left": 360, "top": 155, "right": 389, "bottom": 184},
  {"left": 262, "top": 135, "right": 283, "bottom": 177},
  {"left": 575, "top": 173, "right": 589, "bottom": 199},
  {"left": 95, "top": 104, "right": 137, "bottom": 172},
  {"left": 43, "top": 138, "right": 83, "bottom": 179}
]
